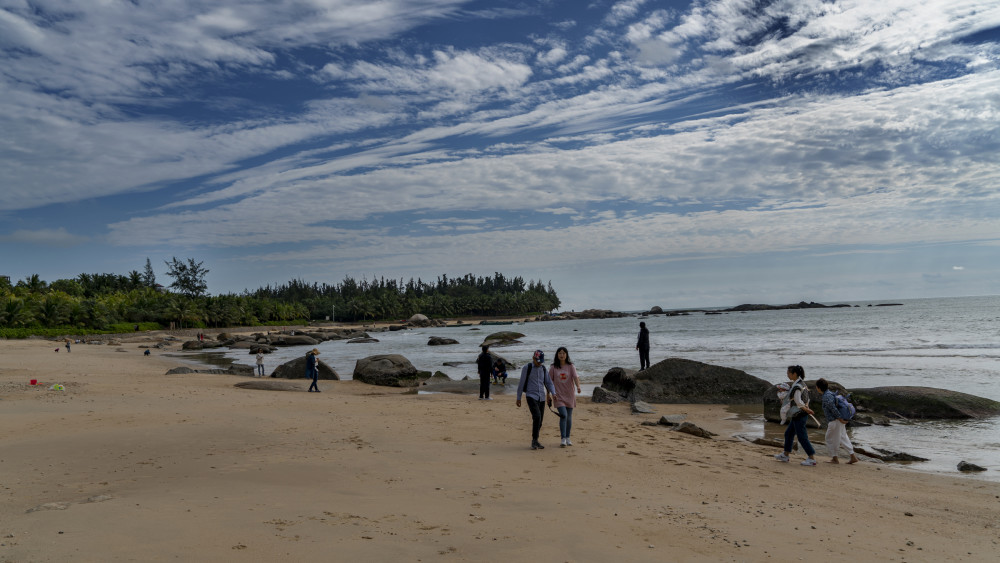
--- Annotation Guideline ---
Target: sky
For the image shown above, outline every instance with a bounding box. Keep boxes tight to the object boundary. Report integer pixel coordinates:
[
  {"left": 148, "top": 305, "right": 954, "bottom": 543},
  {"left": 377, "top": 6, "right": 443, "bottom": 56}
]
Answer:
[{"left": 2, "top": 0, "right": 999, "bottom": 311}]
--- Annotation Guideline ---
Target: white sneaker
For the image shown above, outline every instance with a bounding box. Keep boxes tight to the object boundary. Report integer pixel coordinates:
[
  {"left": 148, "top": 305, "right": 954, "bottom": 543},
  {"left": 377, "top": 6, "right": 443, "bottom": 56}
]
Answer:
[
  {"left": 566, "top": 439, "right": 573, "bottom": 446},
  {"left": 560, "top": 438, "right": 567, "bottom": 447}
]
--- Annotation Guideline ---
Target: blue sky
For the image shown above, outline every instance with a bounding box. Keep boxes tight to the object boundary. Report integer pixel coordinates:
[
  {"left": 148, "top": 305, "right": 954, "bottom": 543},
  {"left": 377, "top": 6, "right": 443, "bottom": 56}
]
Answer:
[{"left": 2, "top": 0, "right": 999, "bottom": 310}]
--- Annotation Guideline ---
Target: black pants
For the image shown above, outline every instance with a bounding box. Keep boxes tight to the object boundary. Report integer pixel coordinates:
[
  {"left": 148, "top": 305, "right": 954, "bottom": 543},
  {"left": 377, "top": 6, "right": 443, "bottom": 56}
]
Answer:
[
  {"left": 526, "top": 397, "right": 545, "bottom": 441},
  {"left": 308, "top": 369, "right": 319, "bottom": 392},
  {"left": 479, "top": 375, "right": 490, "bottom": 398},
  {"left": 639, "top": 347, "right": 650, "bottom": 370}
]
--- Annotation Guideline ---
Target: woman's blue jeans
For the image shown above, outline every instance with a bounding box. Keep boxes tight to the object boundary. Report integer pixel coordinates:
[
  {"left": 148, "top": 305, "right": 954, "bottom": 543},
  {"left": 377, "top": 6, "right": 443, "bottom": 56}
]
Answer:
[
  {"left": 557, "top": 406, "right": 574, "bottom": 439},
  {"left": 784, "top": 414, "right": 816, "bottom": 456}
]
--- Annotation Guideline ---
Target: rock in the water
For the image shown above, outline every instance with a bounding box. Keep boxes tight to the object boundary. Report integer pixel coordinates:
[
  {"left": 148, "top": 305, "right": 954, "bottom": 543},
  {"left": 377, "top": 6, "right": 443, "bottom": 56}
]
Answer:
[
  {"left": 272, "top": 335, "right": 320, "bottom": 347},
  {"left": 850, "top": 386, "right": 1000, "bottom": 419},
  {"left": 603, "top": 358, "right": 771, "bottom": 404},
  {"left": 271, "top": 355, "right": 340, "bottom": 380},
  {"left": 957, "top": 461, "right": 987, "bottom": 472},
  {"left": 408, "top": 314, "right": 432, "bottom": 327},
  {"left": 481, "top": 331, "right": 525, "bottom": 347},
  {"left": 631, "top": 400, "right": 656, "bottom": 414},
  {"left": 353, "top": 354, "right": 421, "bottom": 387},
  {"left": 672, "top": 422, "right": 717, "bottom": 438},
  {"left": 428, "top": 336, "right": 459, "bottom": 346},
  {"left": 347, "top": 337, "right": 380, "bottom": 343},
  {"left": 592, "top": 386, "right": 623, "bottom": 404}
]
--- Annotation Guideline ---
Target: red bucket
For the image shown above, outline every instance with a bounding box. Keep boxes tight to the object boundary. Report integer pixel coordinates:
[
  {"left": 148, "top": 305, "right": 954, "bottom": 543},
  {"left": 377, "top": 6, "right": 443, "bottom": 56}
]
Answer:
[{"left": 30, "top": 379, "right": 37, "bottom": 385}]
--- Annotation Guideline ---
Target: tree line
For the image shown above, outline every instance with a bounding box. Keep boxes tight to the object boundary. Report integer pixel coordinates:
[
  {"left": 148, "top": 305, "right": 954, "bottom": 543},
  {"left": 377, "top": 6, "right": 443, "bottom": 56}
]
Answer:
[{"left": 0, "top": 260, "right": 560, "bottom": 335}]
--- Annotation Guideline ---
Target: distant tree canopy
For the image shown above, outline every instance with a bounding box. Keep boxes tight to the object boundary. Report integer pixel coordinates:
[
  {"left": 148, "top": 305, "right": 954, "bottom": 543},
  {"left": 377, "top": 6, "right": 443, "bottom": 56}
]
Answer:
[
  {"left": 1, "top": 263, "right": 560, "bottom": 334},
  {"left": 250, "top": 272, "right": 561, "bottom": 322}
]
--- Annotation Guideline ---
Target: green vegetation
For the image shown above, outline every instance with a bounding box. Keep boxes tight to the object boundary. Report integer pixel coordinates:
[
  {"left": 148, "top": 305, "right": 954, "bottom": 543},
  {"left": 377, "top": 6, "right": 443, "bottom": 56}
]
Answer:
[{"left": 0, "top": 263, "right": 560, "bottom": 337}]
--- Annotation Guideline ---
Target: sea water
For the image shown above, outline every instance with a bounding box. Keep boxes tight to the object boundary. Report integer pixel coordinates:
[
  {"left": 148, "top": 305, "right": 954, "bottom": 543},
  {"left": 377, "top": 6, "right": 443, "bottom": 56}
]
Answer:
[{"left": 219, "top": 295, "right": 1000, "bottom": 480}]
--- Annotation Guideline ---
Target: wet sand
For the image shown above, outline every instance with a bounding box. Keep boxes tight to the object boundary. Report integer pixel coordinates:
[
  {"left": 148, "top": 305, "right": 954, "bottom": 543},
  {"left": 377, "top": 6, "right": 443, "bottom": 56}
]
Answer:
[{"left": 1, "top": 334, "right": 998, "bottom": 562}]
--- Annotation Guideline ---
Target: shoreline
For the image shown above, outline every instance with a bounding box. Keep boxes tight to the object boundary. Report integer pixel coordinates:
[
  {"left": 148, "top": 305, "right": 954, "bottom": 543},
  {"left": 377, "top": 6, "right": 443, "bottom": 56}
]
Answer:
[{"left": 2, "top": 337, "right": 998, "bottom": 561}]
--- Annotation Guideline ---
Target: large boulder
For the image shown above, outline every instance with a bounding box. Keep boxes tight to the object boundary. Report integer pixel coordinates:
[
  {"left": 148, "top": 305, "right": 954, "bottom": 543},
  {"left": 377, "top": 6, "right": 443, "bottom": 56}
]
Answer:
[
  {"left": 600, "top": 358, "right": 771, "bottom": 404},
  {"left": 272, "top": 335, "right": 320, "bottom": 347},
  {"left": 428, "top": 336, "right": 459, "bottom": 346},
  {"left": 408, "top": 314, "right": 432, "bottom": 327},
  {"left": 481, "top": 331, "right": 525, "bottom": 347},
  {"left": 850, "top": 386, "right": 1000, "bottom": 419},
  {"left": 271, "top": 356, "right": 340, "bottom": 380},
  {"left": 353, "top": 354, "right": 421, "bottom": 387}
]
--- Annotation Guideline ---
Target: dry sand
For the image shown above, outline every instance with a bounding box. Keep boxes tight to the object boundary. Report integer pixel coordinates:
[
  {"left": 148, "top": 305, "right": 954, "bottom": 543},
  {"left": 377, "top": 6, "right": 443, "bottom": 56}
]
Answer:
[{"left": 1, "top": 333, "right": 998, "bottom": 562}]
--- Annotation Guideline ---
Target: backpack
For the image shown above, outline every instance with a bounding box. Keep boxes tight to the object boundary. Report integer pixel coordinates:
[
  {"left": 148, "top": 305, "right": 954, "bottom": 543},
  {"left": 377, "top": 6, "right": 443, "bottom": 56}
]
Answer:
[{"left": 835, "top": 393, "right": 856, "bottom": 420}]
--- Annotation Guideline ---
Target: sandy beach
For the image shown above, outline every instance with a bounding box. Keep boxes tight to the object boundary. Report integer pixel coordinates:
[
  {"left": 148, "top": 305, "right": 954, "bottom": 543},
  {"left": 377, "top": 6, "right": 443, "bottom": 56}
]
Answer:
[{"left": 1, "top": 332, "right": 998, "bottom": 562}]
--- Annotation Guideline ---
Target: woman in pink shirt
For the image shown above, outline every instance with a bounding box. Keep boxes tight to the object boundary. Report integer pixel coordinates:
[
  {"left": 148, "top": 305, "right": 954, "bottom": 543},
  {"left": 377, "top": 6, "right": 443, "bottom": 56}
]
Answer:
[{"left": 549, "top": 347, "right": 582, "bottom": 447}]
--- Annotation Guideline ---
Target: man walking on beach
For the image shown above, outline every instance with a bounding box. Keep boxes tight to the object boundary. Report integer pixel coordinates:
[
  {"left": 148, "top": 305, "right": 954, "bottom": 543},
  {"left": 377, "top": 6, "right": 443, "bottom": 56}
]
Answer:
[
  {"left": 306, "top": 348, "right": 321, "bottom": 392},
  {"left": 636, "top": 321, "right": 650, "bottom": 371},
  {"left": 477, "top": 344, "right": 493, "bottom": 400},
  {"left": 516, "top": 350, "right": 557, "bottom": 450}
]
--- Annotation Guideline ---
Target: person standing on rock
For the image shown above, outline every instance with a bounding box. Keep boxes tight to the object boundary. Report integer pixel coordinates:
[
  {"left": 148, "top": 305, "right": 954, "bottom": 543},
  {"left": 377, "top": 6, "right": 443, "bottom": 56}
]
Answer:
[
  {"left": 816, "top": 378, "right": 859, "bottom": 464},
  {"left": 775, "top": 365, "right": 817, "bottom": 466},
  {"left": 306, "top": 348, "right": 321, "bottom": 392},
  {"left": 477, "top": 344, "right": 493, "bottom": 400},
  {"left": 516, "top": 350, "right": 557, "bottom": 450},
  {"left": 255, "top": 350, "right": 266, "bottom": 377},
  {"left": 636, "top": 321, "right": 651, "bottom": 370},
  {"left": 549, "top": 346, "right": 582, "bottom": 447}
]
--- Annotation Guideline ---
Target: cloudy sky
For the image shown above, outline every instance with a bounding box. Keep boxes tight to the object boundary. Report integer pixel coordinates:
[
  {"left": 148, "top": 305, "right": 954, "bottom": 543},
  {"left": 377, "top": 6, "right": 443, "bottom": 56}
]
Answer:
[{"left": 2, "top": 0, "right": 999, "bottom": 310}]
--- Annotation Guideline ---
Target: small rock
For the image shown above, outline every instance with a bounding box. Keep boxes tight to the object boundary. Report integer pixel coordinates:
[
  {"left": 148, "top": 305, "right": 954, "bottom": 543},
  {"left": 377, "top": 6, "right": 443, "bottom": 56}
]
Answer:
[{"left": 957, "top": 460, "right": 987, "bottom": 472}]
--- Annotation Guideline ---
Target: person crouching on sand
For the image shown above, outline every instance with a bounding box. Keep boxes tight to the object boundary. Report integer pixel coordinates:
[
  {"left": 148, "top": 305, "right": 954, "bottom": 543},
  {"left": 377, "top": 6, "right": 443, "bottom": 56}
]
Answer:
[
  {"left": 516, "top": 350, "right": 557, "bottom": 450},
  {"left": 549, "top": 346, "right": 581, "bottom": 447},
  {"left": 775, "top": 365, "right": 817, "bottom": 466},
  {"left": 817, "top": 378, "right": 859, "bottom": 464}
]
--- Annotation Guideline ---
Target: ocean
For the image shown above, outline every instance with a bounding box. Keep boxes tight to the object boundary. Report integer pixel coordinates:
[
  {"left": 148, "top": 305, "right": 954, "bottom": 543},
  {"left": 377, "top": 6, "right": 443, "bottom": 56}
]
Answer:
[{"left": 217, "top": 295, "right": 1000, "bottom": 480}]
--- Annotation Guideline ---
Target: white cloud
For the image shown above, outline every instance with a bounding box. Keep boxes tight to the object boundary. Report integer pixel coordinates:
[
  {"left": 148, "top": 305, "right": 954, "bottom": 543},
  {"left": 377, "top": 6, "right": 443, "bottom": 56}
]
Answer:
[{"left": 0, "top": 228, "right": 87, "bottom": 246}]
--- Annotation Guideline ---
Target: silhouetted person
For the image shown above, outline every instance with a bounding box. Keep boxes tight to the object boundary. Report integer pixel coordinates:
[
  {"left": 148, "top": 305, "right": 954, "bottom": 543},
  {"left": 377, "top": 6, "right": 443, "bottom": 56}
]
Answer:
[{"left": 636, "top": 321, "right": 650, "bottom": 370}]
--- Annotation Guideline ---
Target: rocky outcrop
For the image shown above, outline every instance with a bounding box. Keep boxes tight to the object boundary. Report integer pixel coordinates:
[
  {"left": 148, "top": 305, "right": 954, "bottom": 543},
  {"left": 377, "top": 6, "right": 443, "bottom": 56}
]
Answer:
[
  {"left": 165, "top": 364, "right": 255, "bottom": 376},
  {"left": 347, "top": 337, "right": 379, "bottom": 343},
  {"left": 271, "top": 356, "right": 340, "bottom": 380},
  {"left": 957, "top": 461, "right": 987, "bottom": 472},
  {"left": 724, "top": 301, "right": 854, "bottom": 312},
  {"left": 592, "top": 386, "right": 623, "bottom": 404},
  {"left": 234, "top": 380, "right": 305, "bottom": 392},
  {"left": 408, "top": 314, "right": 431, "bottom": 327},
  {"left": 353, "top": 354, "right": 421, "bottom": 387},
  {"left": 539, "top": 309, "right": 630, "bottom": 321},
  {"left": 481, "top": 331, "right": 525, "bottom": 347},
  {"left": 673, "top": 422, "right": 717, "bottom": 438},
  {"left": 271, "top": 335, "right": 320, "bottom": 347},
  {"left": 428, "top": 336, "right": 459, "bottom": 346},
  {"left": 600, "top": 359, "right": 771, "bottom": 404},
  {"left": 849, "top": 386, "right": 1000, "bottom": 419}
]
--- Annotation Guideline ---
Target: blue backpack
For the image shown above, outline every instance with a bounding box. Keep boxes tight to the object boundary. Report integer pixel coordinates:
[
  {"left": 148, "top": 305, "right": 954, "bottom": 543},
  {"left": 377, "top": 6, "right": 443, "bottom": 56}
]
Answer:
[{"left": 835, "top": 393, "right": 856, "bottom": 420}]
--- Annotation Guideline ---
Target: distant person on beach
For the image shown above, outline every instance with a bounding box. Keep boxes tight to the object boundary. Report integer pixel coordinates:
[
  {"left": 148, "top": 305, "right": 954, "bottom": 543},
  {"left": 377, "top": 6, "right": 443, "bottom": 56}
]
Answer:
[
  {"left": 636, "top": 321, "right": 650, "bottom": 370},
  {"left": 255, "top": 351, "right": 266, "bottom": 377},
  {"left": 516, "top": 350, "right": 557, "bottom": 450},
  {"left": 306, "top": 348, "right": 320, "bottom": 392},
  {"left": 492, "top": 358, "right": 507, "bottom": 385},
  {"left": 65, "top": 339, "right": 71, "bottom": 353},
  {"left": 817, "top": 378, "right": 859, "bottom": 464},
  {"left": 549, "top": 346, "right": 582, "bottom": 447},
  {"left": 775, "top": 365, "right": 817, "bottom": 466},
  {"left": 477, "top": 344, "right": 493, "bottom": 400}
]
